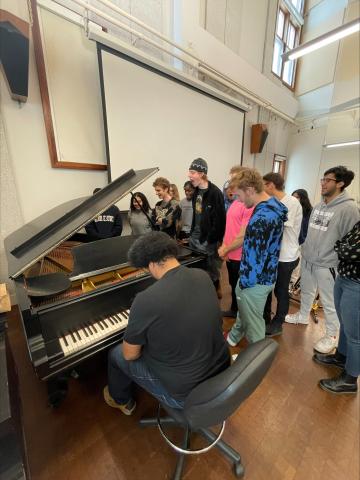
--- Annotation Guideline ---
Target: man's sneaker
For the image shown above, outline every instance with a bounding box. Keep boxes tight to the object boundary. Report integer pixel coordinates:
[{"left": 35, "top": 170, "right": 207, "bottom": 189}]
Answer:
[
  {"left": 314, "top": 335, "right": 338, "bottom": 354},
  {"left": 103, "top": 386, "right": 136, "bottom": 415},
  {"left": 319, "top": 371, "right": 358, "bottom": 395},
  {"left": 312, "top": 351, "right": 346, "bottom": 369},
  {"left": 223, "top": 331, "right": 238, "bottom": 347},
  {"left": 285, "top": 312, "right": 309, "bottom": 325}
]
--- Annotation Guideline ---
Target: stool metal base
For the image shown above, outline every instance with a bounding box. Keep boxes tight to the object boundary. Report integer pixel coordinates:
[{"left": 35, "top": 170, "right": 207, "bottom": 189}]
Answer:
[{"left": 139, "top": 406, "right": 245, "bottom": 480}]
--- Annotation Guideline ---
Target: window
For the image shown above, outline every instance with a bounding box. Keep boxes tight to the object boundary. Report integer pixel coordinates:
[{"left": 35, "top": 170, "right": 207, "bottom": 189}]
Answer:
[
  {"left": 273, "top": 155, "right": 287, "bottom": 177},
  {"left": 290, "top": 0, "right": 304, "bottom": 14},
  {"left": 271, "top": 4, "right": 302, "bottom": 89}
]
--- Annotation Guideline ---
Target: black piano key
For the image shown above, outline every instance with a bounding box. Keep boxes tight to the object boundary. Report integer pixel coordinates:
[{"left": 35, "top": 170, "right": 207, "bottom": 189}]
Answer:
[
  {"left": 81, "top": 324, "right": 89, "bottom": 337},
  {"left": 108, "top": 317, "right": 115, "bottom": 325},
  {"left": 98, "top": 321, "right": 105, "bottom": 331},
  {"left": 62, "top": 334, "right": 69, "bottom": 347},
  {"left": 69, "top": 331, "right": 77, "bottom": 343},
  {"left": 75, "top": 330, "right": 81, "bottom": 341},
  {"left": 112, "top": 315, "right": 120, "bottom": 324},
  {"left": 90, "top": 323, "right": 98, "bottom": 333},
  {"left": 120, "top": 311, "right": 128, "bottom": 320}
]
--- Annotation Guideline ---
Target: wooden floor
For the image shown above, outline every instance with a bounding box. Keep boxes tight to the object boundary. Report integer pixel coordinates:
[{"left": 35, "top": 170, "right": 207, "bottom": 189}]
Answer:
[{"left": 5, "top": 272, "right": 359, "bottom": 480}]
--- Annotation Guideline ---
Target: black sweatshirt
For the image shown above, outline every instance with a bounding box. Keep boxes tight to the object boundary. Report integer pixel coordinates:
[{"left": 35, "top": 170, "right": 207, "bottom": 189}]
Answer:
[
  {"left": 190, "top": 181, "right": 226, "bottom": 244},
  {"left": 85, "top": 205, "right": 123, "bottom": 240}
]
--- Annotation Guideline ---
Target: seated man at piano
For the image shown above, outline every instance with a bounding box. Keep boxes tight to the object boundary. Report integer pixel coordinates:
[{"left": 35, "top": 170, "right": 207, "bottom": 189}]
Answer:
[
  {"left": 104, "top": 231, "right": 230, "bottom": 415},
  {"left": 85, "top": 188, "right": 123, "bottom": 241}
]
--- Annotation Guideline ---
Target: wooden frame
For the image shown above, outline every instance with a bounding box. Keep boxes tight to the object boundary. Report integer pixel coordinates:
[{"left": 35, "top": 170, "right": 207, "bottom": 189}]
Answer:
[
  {"left": 271, "top": 2, "right": 302, "bottom": 91},
  {"left": 272, "top": 154, "right": 287, "bottom": 177},
  {"left": 31, "top": 0, "right": 107, "bottom": 171}
]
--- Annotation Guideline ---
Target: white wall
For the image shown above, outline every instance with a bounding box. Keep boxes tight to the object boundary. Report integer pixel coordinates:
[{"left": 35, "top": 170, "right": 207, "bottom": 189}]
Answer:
[
  {"left": 181, "top": 1, "right": 298, "bottom": 119},
  {"left": 287, "top": 0, "right": 360, "bottom": 204}
]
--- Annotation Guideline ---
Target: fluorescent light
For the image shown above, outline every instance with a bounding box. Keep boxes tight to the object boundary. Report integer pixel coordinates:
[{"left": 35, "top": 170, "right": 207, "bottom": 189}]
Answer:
[
  {"left": 282, "top": 18, "right": 360, "bottom": 61},
  {"left": 324, "top": 140, "right": 360, "bottom": 149}
]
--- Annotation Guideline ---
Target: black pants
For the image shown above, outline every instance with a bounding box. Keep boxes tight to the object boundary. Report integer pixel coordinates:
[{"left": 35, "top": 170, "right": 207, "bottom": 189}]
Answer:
[
  {"left": 226, "top": 260, "right": 240, "bottom": 312},
  {"left": 264, "top": 258, "right": 299, "bottom": 326}
]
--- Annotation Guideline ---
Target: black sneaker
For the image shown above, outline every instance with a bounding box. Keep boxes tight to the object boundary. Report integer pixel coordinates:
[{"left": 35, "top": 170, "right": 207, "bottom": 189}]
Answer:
[
  {"left": 313, "top": 352, "right": 346, "bottom": 369},
  {"left": 319, "top": 372, "right": 358, "bottom": 395},
  {"left": 265, "top": 324, "right": 283, "bottom": 337}
]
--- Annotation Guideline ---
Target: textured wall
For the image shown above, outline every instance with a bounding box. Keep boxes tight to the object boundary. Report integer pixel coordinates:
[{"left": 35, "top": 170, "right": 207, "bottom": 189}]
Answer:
[{"left": 0, "top": 112, "right": 24, "bottom": 300}]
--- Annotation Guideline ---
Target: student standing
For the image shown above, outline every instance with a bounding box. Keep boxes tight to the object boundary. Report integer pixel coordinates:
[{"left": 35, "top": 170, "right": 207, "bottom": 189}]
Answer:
[
  {"left": 313, "top": 221, "right": 360, "bottom": 395},
  {"left": 218, "top": 167, "right": 254, "bottom": 318},
  {"left": 262, "top": 173, "right": 303, "bottom": 337},
  {"left": 85, "top": 187, "right": 123, "bottom": 240},
  {"left": 178, "top": 181, "right": 195, "bottom": 242},
  {"left": 152, "top": 177, "right": 181, "bottom": 238},
  {"left": 225, "top": 169, "right": 287, "bottom": 346},
  {"left": 187, "top": 158, "right": 226, "bottom": 295},
  {"left": 286, "top": 166, "right": 359, "bottom": 354},
  {"left": 128, "top": 192, "right": 153, "bottom": 235}
]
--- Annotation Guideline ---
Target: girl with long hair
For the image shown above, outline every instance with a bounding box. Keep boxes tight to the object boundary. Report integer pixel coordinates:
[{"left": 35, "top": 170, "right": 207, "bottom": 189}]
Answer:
[{"left": 128, "top": 192, "right": 153, "bottom": 235}]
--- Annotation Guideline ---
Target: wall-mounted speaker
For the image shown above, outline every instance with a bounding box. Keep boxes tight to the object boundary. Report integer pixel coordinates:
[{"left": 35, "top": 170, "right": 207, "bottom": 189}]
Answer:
[
  {"left": 250, "top": 123, "right": 268, "bottom": 154},
  {"left": 0, "top": 10, "right": 29, "bottom": 102}
]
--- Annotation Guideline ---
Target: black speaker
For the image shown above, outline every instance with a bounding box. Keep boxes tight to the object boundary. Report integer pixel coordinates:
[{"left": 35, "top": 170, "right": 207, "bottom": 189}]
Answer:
[{"left": 0, "top": 10, "right": 29, "bottom": 102}]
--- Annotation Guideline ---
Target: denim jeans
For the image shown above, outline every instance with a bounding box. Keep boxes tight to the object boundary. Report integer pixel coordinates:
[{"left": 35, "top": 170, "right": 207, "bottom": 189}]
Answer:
[
  {"left": 263, "top": 258, "right": 299, "bottom": 326},
  {"left": 108, "top": 344, "right": 184, "bottom": 409},
  {"left": 334, "top": 276, "right": 360, "bottom": 378}
]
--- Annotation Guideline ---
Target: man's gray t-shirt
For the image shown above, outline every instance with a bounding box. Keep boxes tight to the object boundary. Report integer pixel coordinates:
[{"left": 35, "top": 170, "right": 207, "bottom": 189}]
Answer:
[{"left": 124, "top": 265, "right": 230, "bottom": 399}]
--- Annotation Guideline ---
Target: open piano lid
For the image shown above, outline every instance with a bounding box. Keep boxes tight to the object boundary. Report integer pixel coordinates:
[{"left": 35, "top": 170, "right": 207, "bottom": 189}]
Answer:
[{"left": 5, "top": 168, "right": 159, "bottom": 279}]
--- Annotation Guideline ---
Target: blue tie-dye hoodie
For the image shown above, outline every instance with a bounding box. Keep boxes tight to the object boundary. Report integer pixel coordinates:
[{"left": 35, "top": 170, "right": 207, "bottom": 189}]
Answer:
[{"left": 239, "top": 197, "right": 288, "bottom": 288}]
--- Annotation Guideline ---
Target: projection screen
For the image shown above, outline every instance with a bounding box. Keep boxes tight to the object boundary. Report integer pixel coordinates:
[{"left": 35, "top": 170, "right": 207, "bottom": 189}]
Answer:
[{"left": 98, "top": 44, "right": 245, "bottom": 210}]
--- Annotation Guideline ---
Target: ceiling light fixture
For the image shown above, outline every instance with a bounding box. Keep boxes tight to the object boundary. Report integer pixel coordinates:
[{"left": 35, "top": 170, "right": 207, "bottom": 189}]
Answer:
[
  {"left": 282, "top": 17, "right": 360, "bottom": 62},
  {"left": 324, "top": 140, "right": 360, "bottom": 149}
]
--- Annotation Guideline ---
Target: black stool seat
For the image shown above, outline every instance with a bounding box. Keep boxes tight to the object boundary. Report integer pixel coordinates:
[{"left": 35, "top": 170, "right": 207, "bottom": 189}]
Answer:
[{"left": 140, "top": 338, "right": 278, "bottom": 479}]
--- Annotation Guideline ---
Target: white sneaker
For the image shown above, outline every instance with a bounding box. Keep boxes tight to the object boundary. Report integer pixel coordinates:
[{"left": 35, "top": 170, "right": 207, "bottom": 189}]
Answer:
[
  {"left": 314, "top": 335, "right": 338, "bottom": 354},
  {"left": 285, "top": 312, "right": 309, "bottom": 325}
]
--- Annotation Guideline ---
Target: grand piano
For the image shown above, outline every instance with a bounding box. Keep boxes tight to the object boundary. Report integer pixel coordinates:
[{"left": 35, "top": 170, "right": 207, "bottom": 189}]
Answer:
[{"left": 5, "top": 168, "right": 206, "bottom": 406}]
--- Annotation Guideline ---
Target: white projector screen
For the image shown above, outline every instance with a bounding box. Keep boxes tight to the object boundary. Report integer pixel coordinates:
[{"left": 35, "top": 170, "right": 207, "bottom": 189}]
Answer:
[{"left": 98, "top": 45, "right": 245, "bottom": 210}]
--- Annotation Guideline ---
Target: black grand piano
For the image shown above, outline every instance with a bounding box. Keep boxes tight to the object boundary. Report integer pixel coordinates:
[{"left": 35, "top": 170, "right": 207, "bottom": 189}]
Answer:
[{"left": 4, "top": 168, "right": 206, "bottom": 406}]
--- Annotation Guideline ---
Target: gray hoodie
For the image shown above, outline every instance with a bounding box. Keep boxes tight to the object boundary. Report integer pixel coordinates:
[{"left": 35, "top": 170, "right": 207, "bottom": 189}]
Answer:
[{"left": 302, "top": 191, "right": 360, "bottom": 268}]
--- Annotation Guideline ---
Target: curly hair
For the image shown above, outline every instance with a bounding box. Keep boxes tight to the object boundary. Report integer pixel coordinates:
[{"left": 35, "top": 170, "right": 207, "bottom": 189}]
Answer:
[
  {"left": 230, "top": 168, "right": 264, "bottom": 193},
  {"left": 128, "top": 231, "right": 179, "bottom": 267}
]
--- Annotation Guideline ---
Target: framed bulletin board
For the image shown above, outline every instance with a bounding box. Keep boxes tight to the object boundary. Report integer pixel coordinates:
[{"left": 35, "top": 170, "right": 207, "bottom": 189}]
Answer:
[{"left": 31, "top": 0, "right": 107, "bottom": 171}]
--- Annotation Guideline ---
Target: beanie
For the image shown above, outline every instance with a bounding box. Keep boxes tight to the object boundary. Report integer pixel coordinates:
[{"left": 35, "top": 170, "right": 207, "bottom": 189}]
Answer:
[{"left": 189, "top": 157, "right": 208, "bottom": 174}]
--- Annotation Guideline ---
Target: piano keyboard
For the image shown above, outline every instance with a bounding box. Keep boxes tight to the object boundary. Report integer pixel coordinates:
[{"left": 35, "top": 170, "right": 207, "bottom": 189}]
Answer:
[{"left": 59, "top": 310, "right": 130, "bottom": 356}]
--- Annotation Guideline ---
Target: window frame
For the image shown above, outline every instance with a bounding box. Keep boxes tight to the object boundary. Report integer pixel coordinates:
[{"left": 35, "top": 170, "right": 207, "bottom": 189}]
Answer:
[
  {"left": 272, "top": 154, "right": 287, "bottom": 177},
  {"left": 271, "top": 3, "right": 303, "bottom": 91}
]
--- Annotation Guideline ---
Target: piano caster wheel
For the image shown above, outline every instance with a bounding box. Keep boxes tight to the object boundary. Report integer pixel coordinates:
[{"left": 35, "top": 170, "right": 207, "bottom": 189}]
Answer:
[
  {"left": 48, "top": 389, "right": 67, "bottom": 408},
  {"left": 233, "top": 462, "right": 245, "bottom": 478},
  {"left": 47, "top": 375, "right": 69, "bottom": 408}
]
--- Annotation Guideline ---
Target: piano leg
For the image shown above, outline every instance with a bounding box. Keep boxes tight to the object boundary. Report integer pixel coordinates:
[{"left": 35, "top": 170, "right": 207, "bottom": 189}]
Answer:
[{"left": 47, "top": 374, "right": 69, "bottom": 408}]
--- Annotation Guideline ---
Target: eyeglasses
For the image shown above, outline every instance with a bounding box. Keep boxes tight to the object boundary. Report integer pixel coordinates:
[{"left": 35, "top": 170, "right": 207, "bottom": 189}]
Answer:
[{"left": 320, "top": 177, "right": 337, "bottom": 184}]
